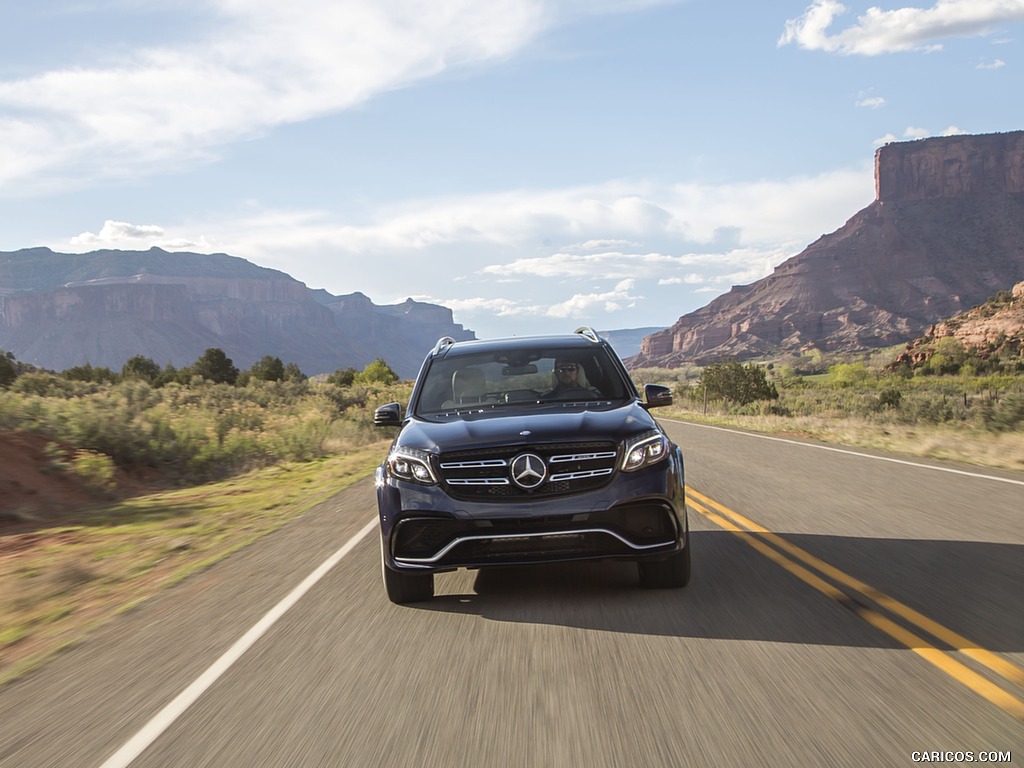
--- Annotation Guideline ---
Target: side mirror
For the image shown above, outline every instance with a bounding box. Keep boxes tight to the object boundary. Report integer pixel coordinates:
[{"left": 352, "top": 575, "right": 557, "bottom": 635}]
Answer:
[
  {"left": 643, "top": 384, "right": 673, "bottom": 409},
  {"left": 374, "top": 402, "right": 403, "bottom": 426}
]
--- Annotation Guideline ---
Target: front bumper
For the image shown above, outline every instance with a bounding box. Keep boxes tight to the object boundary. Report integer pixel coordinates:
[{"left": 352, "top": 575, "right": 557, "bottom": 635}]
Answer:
[{"left": 377, "top": 451, "right": 686, "bottom": 572}]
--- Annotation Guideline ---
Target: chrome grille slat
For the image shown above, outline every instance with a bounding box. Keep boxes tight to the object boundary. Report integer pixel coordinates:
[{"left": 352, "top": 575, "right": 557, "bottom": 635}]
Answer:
[
  {"left": 440, "top": 459, "right": 509, "bottom": 469},
  {"left": 438, "top": 441, "right": 618, "bottom": 500},
  {"left": 549, "top": 451, "right": 616, "bottom": 463},
  {"left": 549, "top": 467, "right": 614, "bottom": 482}
]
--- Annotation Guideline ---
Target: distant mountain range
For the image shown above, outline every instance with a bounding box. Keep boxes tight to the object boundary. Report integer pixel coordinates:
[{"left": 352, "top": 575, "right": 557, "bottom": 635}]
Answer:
[
  {"left": 630, "top": 130, "right": 1024, "bottom": 367},
  {"left": 597, "top": 327, "right": 666, "bottom": 359},
  {"left": 0, "top": 247, "right": 474, "bottom": 377}
]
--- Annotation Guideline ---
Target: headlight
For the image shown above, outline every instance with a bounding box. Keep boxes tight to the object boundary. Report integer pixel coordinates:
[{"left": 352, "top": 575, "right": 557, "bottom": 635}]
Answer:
[
  {"left": 387, "top": 447, "right": 438, "bottom": 485},
  {"left": 620, "top": 431, "right": 670, "bottom": 472}
]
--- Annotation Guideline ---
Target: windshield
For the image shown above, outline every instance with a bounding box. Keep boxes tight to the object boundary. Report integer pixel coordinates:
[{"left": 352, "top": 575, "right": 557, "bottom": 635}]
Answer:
[{"left": 414, "top": 345, "right": 632, "bottom": 414}]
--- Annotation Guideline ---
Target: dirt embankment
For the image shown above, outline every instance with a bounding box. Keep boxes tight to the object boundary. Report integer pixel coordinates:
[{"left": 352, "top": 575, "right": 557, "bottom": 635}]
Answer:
[
  {"left": 0, "top": 430, "right": 154, "bottom": 531},
  {"left": 1, "top": 431, "right": 97, "bottom": 524}
]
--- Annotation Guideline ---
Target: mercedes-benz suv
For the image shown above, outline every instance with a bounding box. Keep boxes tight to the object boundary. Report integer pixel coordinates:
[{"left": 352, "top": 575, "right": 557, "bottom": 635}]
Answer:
[{"left": 373, "top": 327, "right": 690, "bottom": 603}]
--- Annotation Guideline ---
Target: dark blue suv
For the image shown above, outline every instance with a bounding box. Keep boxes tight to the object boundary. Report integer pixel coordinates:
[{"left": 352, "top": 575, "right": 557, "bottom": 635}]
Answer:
[{"left": 373, "top": 327, "right": 690, "bottom": 603}]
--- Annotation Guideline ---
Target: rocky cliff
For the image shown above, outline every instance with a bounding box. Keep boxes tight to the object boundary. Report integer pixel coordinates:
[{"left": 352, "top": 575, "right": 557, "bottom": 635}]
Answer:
[
  {"left": 0, "top": 248, "right": 474, "bottom": 377},
  {"left": 630, "top": 130, "right": 1024, "bottom": 367},
  {"left": 893, "top": 282, "right": 1024, "bottom": 368}
]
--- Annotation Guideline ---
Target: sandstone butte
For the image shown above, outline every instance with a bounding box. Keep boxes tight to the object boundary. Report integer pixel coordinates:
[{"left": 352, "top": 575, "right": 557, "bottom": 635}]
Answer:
[{"left": 630, "top": 130, "right": 1024, "bottom": 367}]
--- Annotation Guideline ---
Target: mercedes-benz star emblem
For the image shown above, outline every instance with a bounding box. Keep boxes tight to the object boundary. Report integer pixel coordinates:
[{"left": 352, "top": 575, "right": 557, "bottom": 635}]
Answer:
[{"left": 510, "top": 452, "right": 547, "bottom": 490}]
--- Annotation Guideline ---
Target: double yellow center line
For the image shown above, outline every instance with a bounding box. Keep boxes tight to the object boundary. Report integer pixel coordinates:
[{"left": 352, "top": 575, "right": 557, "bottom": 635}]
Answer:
[{"left": 685, "top": 485, "right": 1024, "bottom": 723}]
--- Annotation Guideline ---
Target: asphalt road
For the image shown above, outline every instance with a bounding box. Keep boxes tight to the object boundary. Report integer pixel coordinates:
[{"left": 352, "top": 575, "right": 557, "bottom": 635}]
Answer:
[{"left": 1, "top": 420, "right": 1022, "bottom": 767}]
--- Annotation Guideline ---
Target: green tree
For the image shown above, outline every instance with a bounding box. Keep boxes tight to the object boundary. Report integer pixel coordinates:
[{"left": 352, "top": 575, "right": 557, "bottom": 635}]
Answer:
[
  {"left": 248, "top": 355, "right": 286, "bottom": 382},
  {"left": 699, "top": 361, "right": 778, "bottom": 405},
  {"left": 353, "top": 358, "right": 399, "bottom": 385},
  {"left": 0, "top": 350, "right": 16, "bottom": 388},
  {"left": 63, "top": 363, "right": 119, "bottom": 384},
  {"left": 191, "top": 348, "right": 239, "bottom": 384},
  {"left": 122, "top": 355, "right": 161, "bottom": 384},
  {"left": 327, "top": 367, "right": 359, "bottom": 387},
  {"left": 827, "top": 362, "right": 872, "bottom": 388},
  {"left": 283, "top": 362, "right": 306, "bottom": 382},
  {"left": 159, "top": 362, "right": 186, "bottom": 386}
]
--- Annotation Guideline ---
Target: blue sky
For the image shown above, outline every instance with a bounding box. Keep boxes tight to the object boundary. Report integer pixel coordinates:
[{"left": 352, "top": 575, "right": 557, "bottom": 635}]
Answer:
[{"left": 1, "top": 0, "right": 1022, "bottom": 338}]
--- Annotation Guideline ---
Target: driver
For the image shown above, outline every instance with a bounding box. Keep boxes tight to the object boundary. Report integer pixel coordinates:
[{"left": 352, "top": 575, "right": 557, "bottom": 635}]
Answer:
[{"left": 544, "top": 358, "right": 598, "bottom": 400}]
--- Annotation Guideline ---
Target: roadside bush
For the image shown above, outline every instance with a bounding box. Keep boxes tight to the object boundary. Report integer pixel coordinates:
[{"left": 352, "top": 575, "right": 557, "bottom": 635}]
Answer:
[
  {"left": 247, "top": 355, "right": 286, "bottom": 383},
  {"left": 699, "top": 361, "right": 778, "bottom": 405},
  {"left": 980, "top": 392, "right": 1024, "bottom": 432},
  {"left": 327, "top": 367, "right": 359, "bottom": 387},
  {"left": 0, "top": 352, "right": 16, "bottom": 389},
  {"left": 0, "top": 375, "right": 411, "bottom": 484},
  {"left": 70, "top": 450, "right": 117, "bottom": 496},
  {"left": 354, "top": 358, "right": 399, "bottom": 386},
  {"left": 121, "top": 355, "right": 161, "bottom": 384},
  {"left": 876, "top": 387, "right": 903, "bottom": 410},
  {"left": 827, "top": 362, "right": 872, "bottom": 388}
]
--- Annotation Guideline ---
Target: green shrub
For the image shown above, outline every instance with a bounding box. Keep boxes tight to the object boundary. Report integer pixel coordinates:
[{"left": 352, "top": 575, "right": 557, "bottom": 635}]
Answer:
[
  {"left": 699, "top": 361, "right": 778, "bottom": 405},
  {"left": 71, "top": 450, "right": 117, "bottom": 495},
  {"left": 0, "top": 352, "right": 16, "bottom": 389},
  {"left": 354, "top": 358, "right": 399, "bottom": 386},
  {"left": 980, "top": 392, "right": 1024, "bottom": 432},
  {"left": 876, "top": 387, "right": 903, "bottom": 410},
  {"left": 827, "top": 362, "right": 872, "bottom": 388}
]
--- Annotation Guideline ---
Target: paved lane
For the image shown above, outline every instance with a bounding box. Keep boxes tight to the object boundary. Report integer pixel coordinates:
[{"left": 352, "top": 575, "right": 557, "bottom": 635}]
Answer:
[{"left": 1, "top": 423, "right": 1021, "bottom": 767}]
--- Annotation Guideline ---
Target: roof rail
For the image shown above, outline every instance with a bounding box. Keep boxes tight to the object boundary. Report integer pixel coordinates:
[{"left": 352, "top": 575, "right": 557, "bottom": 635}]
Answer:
[
  {"left": 432, "top": 336, "right": 456, "bottom": 355},
  {"left": 574, "top": 326, "right": 601, "bottom": 343}
]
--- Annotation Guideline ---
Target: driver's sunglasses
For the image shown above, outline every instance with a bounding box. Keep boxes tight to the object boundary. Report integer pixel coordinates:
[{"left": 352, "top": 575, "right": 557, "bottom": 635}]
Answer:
[{"left": 556, "top": 364, "right": 577, "bottom": 373}]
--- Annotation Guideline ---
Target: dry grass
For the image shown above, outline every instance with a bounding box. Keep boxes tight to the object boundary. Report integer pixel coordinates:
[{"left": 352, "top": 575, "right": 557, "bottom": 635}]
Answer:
[
  {"left": 662, "top": 407, "right": 1024, "bottom": 472},
  {"left": 0, "top": 442, "right": 389, "bottom": 685}
]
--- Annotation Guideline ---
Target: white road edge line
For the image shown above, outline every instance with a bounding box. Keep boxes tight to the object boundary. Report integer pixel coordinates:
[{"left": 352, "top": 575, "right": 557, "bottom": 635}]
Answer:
[
  {"left": 99, "top": 517, "right": 379, "bottom": 768},
  {"left": 663, "top": 418, "right": 1024, "bottom": 487}
]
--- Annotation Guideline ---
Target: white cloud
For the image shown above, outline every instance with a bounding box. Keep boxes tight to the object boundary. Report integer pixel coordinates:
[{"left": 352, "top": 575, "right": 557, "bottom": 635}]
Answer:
[
  {"left": 1, "top": 1, "right": 675, "bottom": 193},
  {"left": 779, "top": 0, "right": 1024, "bottom": 56},
  {"left": 68, "top": 219, "right": 212, "bottom": 250},
  {"left": 71, "top": 220, "right": 165, "bottom": 244},
  {"left": 566, "top": 239, "right": 643, "bottom": 251},
  {"left": 54, "top": 165, "right": 872, "bottom": 333},
  {"left": 66, "top": 164, "right": 870, "bottom": 273},
  {"left": 977, "top": 57, "right": 1007, "bottom": 67},
  {"left": 480, "top": 251, "right": 676, "bottom": 280},
  {"left": 546, "top": 279, "right": 641, "bottom": 318},
  {"left": 414, "top": 279, "right": 644, "bottom": 322},
  {"left": 873, "top": 125, "right": 967, "bottom": 145},
  {"left": 855, "top": 96, "right": 886, "bottom": 108},
  {"left": 658, "top": 274, "right": 704, "bottom": 285}
]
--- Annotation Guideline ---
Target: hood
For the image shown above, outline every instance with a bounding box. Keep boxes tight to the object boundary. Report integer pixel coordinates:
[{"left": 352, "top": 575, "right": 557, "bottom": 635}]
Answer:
[{"left": 396, "top": 401, "right": 658, "bottom": 454}]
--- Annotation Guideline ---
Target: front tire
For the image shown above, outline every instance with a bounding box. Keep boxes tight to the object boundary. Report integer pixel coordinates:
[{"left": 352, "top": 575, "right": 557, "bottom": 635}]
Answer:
[{"left": 381, "top": 538, "right": 434, "bottom": 603}]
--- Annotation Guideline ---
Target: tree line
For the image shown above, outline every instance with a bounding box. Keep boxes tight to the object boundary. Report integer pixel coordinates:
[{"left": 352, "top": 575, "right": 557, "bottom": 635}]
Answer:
[{"left": 0, "top": 347, "right": 399, "bottom": 389}]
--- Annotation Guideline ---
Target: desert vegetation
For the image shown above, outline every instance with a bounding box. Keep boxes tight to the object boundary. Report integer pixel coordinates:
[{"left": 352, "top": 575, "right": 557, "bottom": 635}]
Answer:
[
  {"left": 676, "top": 359, "right": 1024, "bottom": 431},
  {"left": 0, "top": 347, "right": 408, "bottom": 682},
  {"left": 0, "top": 348, "right": 407, "bottom": 487},
  {"left": 641, "top": 355, "right": 1024, "bottom": 471}
]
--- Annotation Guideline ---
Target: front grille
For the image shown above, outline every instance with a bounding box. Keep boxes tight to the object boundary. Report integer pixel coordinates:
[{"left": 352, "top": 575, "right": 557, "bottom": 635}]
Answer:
[{"left": 438, "top": 442, "right": 618, "bottom": 500}]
